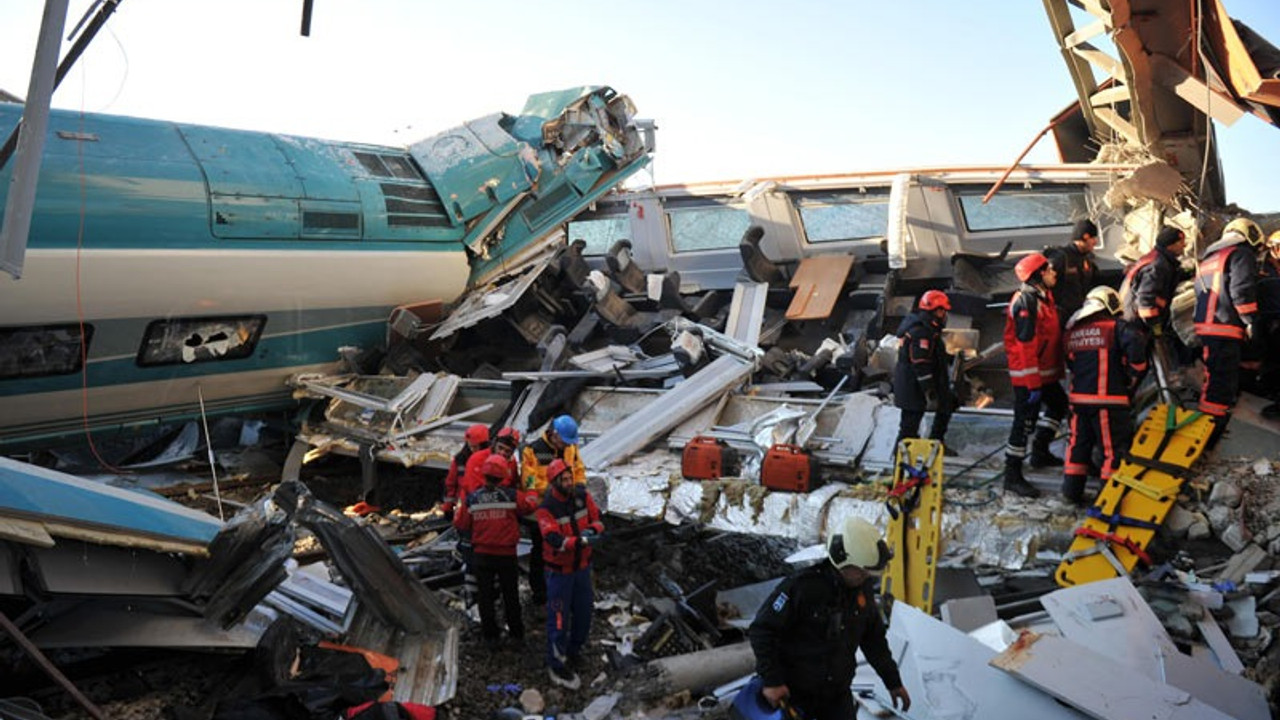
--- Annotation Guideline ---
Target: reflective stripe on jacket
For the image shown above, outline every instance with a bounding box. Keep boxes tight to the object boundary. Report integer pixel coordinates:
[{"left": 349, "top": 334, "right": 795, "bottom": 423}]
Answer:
[
  {"left": 1194, "top": 239, "right": 1258, "bottom": 340},
  {"left": 454, "top": 484, "right": 539, "bottom": 556},
  {"left": 1004, "top": 284, "right": 1062, "bottom": 388},
  {"left": 1065, "top": 315, "right": 1147, "bottom": 406},
  {"left": 535, "top": 484, "right": 603, "bottom": 573}
]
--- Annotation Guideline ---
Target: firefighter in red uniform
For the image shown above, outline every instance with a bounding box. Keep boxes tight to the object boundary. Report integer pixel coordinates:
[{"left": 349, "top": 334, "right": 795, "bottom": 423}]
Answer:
[
  {"left": 1194, "top": 217, "right": 1264, "bottom": 448},
  {"left": 454, "top": 454, "right": 539, "bottom": 647},
  {"left": 536, "top": 458, "right": 604, "bottom": 690},
  {"left": 442, "top": 424, "right": 489, "bottom": 517},
  {"left": 456, "top": 428, "right": 519, "bottom": 603},
  {"left": 1003, "top": 252, "right": 1066, "bottom": 498},
  {"left": 893, "top": 290, "right": 955, "bottom": 450},
  {"left": 1063, "top": 287, "right": 1148, "bottom": 505}
]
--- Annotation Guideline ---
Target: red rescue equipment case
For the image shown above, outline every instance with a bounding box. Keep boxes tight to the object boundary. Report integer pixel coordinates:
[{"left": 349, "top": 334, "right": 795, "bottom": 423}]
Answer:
[
  {"left": 682, "top": 436, "right": 739, "bottom": 480},
  {"left": 761, "top": 443, "right": 821, "bottom": 492}
]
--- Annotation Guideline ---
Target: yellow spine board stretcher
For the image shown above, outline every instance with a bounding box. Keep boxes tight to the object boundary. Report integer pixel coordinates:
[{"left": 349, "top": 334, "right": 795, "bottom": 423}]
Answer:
[
  {"left": 1055, "top": 403, "right": 1214, "bottom": 586},
  {"left": 882, "top": 438, "right": 944, "bottom": 614}
]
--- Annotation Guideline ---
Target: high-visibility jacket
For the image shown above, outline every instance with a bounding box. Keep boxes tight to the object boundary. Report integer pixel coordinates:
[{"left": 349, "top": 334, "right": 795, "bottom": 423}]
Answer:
[
  {"left": 1004, "top": 284, "right": 1062, "bottom": 389},
  {"left": 1194, "top": 238, "right": 1258, "bottom": 340},
  {"left": 454, "top": 483, "right": 539, "bottom": 557},
  {"left": 1121, "top": 245, "right": 1180, "bottom": 328},
  {"left": 893, "top": 310, "right": 947, "bottom": 412},
  {"left": 1065, "top": 314, "right": 1148, "bottom": 406},
  {"left": 520, "top": 434, "right": 586, "bottom": 494},
  {"left": 535, "top": 483, "right": 603, "bottom": 573}
]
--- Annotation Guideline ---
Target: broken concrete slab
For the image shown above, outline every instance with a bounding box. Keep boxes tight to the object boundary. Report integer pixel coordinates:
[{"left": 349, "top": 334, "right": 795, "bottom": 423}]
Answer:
[
  {"left": 993, "top": 631, "right": 1239, "bottom": 720},
  {"left": 874, "top": 603, "right": 1087, "bottom": 719},
  {"left": 1039, "top": 576, "right": 1269, "bottom": 720}
]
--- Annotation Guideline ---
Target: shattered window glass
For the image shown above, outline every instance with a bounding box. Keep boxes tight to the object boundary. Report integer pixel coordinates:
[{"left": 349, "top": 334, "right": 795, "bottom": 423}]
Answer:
[
  {"left": 794, "top": 192, "right": 890, "bottom": 243},
  {"left": 0, "top": 324, "right": 91, "bottom": 379},
  {"left": 668, "top": 204, "right": 750, "bottom": 253},
  {"left": 567, "top": 215, "right": 630, "bottom": 255},
  {"left": 136, "top": 316, "right": 267, "bottom": 367},
  {"left": 957, "top": 188, "right": 1086, "bottom": 232}
]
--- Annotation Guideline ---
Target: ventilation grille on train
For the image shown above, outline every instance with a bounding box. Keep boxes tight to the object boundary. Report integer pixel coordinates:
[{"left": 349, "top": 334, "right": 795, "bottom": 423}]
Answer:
[{"left": 381, "top": 183, "right": 453, "bottom": 228}]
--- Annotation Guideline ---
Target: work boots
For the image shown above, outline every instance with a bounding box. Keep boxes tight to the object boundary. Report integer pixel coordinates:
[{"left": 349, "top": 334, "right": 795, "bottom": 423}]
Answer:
[
  {"left": 1205, "top": 414, "right": 1231, "bottom": 452},
  {"left": 1060, "top": 474, "right": 1089, "bottom": 507},
  {"left": 1028, "top": 428, "right": 1063, "bottom": 468},
  {"left": 1003, "top": 456, "right": 1041, "bottom": 498}
]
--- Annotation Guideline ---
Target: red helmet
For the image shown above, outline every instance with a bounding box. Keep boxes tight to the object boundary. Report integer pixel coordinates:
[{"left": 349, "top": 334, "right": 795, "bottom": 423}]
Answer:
[
  {"left": 465, "top": 424, "right": 489, "bottom": 445},
  {"left": 495, "top": 427, "right": 521, "bottom": 447},
  {"left": 482, "top": 454, "right": 509, "bottom": 479},
  {"left": 546, "top": 458, "right": 570, "bottom": 484},
  {"left": 1014, "top": 253, "right": 1049, "bottom": 283},
  {"left": 919, "top": 290, "right": 951, "bottom": 311}
]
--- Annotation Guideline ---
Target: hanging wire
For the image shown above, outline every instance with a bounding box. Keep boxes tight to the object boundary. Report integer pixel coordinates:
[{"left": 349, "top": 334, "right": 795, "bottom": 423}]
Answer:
[{"left": 197, "top": 385, "right": 226, "bottom": 522}]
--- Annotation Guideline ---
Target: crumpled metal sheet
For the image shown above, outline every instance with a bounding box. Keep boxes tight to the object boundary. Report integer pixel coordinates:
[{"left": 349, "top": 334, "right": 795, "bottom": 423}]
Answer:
[
  {"left": 943, "top": 503, "right": 1076, "bottom": 570},
  {"left": 665, "top": 479, "right": 709, "bottom": 525}
]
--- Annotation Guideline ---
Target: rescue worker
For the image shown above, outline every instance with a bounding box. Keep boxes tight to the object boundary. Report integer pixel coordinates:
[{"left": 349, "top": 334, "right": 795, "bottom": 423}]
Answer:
[
  {"left": 1121, "top": 226, "right": 1186, "bottom": 334},
  {"left": 520, "top": 415, "right": 586, "bottom": 603},
  {"left": 460, "top": 427, "right": 520, "bottom": 496},
  {"left": 441, "top": 424, "right": 488, "bottom": 518},
  {"left": 1045, "top": 219, "right": 1101, "bottom": 325},
  {"left": 536, "top": 458, "right": 604, "bottom": 690},
  {"left": 748, "top": 517, "right": 910, "bottom": 719},
  {"left": 453, "top": 454, "right": 539, "bottom": 648},
  {"left": 1063, "top": 287, "right": 1148, "bottom": 505},
  {"left": 1194, "top": 217, "right": 1264, "bottom": 447},
  {"left": 893, "top": 290, "right": 955, "bottom": 451},
  {"left": 1258, "top": 230, "right": 1280, "bottom": 419},
  {"left": 1003, "top": 252, "right": 1068, "bottom": 498}
]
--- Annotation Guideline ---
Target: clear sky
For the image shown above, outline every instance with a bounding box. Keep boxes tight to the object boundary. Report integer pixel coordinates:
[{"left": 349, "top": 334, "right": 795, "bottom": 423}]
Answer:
[{"left": 2, "top": 0, "right": 1277, "bottom": 211}]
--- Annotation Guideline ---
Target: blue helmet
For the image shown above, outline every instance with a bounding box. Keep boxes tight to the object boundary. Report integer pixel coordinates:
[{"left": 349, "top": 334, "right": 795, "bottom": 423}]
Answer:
[{"left": 552, "top": 415, "right": 579, "bottom": 445}]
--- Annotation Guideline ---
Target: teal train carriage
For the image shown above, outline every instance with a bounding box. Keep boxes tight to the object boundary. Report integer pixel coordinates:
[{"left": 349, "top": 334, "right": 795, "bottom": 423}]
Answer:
[{"left": 0, "top": 86, "right": 652, "bottom": 450}]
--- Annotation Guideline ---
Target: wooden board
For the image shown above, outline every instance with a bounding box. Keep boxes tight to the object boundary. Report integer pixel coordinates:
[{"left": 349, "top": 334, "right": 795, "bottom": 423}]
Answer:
[{"left": 785, "top": 254, "right": 853, "bottom": 320}]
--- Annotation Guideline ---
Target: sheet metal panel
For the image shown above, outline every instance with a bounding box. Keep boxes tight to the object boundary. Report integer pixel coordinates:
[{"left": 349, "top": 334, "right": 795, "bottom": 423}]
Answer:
[{"left": 0, "top": 457, "right": 220, "bottom": 546}]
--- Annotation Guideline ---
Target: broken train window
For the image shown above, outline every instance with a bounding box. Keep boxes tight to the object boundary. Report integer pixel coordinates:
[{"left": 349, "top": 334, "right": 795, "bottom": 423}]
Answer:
[
  {"left": 136, "top": 316, "right": 267, "bottom": 367},
  {"left": 0, "top": 323, "right": 92, "bottom": 380},
  {"left": 793, "top": 190, "right": 891, "bottom": 244},
  {"left": 956, "top": 186, "right": 1087, "bottom": 232},
  {"left": 665, "top": 198, "right": 750, "bottom": 253},
  {"left": 568, "top": 212, "right": 630, "bottom": 256}
]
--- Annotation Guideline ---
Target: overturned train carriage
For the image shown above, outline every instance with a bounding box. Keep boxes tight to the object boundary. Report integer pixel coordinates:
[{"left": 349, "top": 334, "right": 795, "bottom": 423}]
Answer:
[{"left": 0, "top": 86, "right": 652, "bottom": 451}]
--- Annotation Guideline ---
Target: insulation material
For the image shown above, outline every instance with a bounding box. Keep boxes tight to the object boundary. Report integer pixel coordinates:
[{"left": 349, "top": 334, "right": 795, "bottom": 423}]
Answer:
[
  {"left": 705, "top": 482, "right": 852, "bottom": 544},
  {"left": 605, "top": 457, "right": 678, "bottom": 519},
  {"left": 665, "top": 479, "right": 710, "bottom": 526}
]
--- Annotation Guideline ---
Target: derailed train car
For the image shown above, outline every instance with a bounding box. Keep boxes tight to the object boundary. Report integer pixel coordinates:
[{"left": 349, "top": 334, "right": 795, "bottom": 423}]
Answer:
[{"left": 0, "top": 86, "right": 652, "bottom": 451}]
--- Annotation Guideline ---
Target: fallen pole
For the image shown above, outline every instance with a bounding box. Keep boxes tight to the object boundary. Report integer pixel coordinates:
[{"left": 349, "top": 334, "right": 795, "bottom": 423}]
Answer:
[
  {"left": 0, "top": 609, "right": 107, "bottom": 720},
  {"left": 630, "top": 641, "right": 756, "bottom": 700}
]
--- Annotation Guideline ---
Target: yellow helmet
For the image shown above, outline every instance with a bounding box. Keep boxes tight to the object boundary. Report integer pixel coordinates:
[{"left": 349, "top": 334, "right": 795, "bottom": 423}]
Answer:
[
  {"left": 1224, "top": 218, "right": 1264, "bottom": 247},
  {"left": 1268, "top": 230, "right": 1280, "bottom": 247}
]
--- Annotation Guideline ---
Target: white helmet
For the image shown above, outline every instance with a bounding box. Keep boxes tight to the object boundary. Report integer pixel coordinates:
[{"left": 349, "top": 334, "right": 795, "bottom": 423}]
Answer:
[
  {"left": 1084, "top": 286, "right": 1121, "bottom": 316},
  {"left": 828, "top": 517, "right": 890, "bottom": 571}
]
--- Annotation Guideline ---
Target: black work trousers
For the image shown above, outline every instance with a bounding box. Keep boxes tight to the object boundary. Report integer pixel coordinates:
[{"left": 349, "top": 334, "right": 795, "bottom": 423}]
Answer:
[
  {"left": 895, "top": 389, "right": 955, "bottom": 449},
  {"left": 788, "top": 688, "right": 858, "bottom": 720},
  {"left": 1198, "top": 336, "right": 1243, "bottom": 417},
  {"left": 1005, "top": 382, "right": 1067, "bottom": 460},
  {"left": 475, "top": 553, "right": 523, "bottom": 641},
  {"left": 1063, "top": 405, "right": 1132, "bottom": 499}
]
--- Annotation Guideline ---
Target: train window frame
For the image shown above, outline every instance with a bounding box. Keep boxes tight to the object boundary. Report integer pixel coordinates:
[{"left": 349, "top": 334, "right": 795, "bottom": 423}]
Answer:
[
  {"left": 792, "top": 190, "right": 892, "bottom": 245},
  {"left": 0, "top": 323, "right": 92, "bottom": 380},
  {"left": 136, "top": 315, "right": 267, "bottom": 368},
  {"left": 664, "top": 198, "right": 751, "bottom": 254},
  {"left": 955, "top": 185, "right": 1088, "bottom": 233}
]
